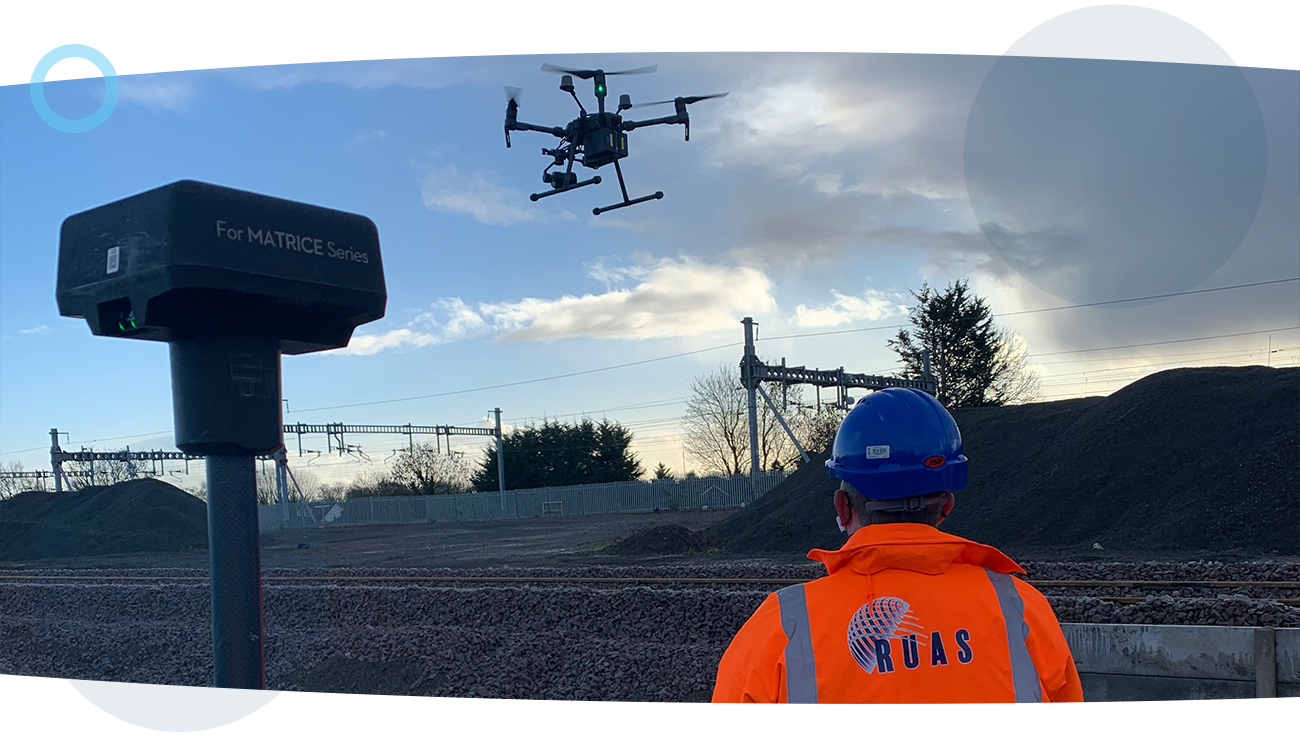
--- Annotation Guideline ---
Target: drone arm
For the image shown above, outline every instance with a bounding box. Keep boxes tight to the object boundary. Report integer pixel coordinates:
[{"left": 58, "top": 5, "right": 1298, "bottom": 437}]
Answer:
[
  {"left": 508, "top": 120, "right": 567, "bottom": 137},
  {"left": 620, "top": 114, "right": 684, "bottom": 131}
]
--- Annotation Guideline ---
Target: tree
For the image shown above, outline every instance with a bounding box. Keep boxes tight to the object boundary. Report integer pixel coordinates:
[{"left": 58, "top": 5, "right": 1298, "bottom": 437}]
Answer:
[
  {"left": 987, "top": 328, "right": 1043, "bottom": 405},
  {"left": 254, "top": 464, "right": 322, "bottom": 505},
  {"left": 471, "top": 419, "right": 644, "bottom": 491},
  {"left": 390, "top": 444, "right": 473, "bottom": 495},
  {"left": 341, "top": 471, "right": 410, "bottom": 499},
  {"left": 653, "top": 462, "right": 673, "bottom": 480},
  {"left": 887, "top": 279, "right": 1041, "bottom": 408},
  {"left": 317, "top": 482, "right": 348, "bottom": 501},
  {"left": 0, "top": 460, "right": 36, "bottom": 499},
  {"left": 802, "top": 405, "right": 848, "bottom": 455},
  {"left": 681, "top": 364, "right": 815, "bottom": 476}
]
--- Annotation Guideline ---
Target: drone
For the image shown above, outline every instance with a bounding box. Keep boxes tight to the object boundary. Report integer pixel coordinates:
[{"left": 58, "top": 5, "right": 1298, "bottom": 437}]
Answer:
[{"left": 503, "top": 63, "right": 727, "bottom": 215}]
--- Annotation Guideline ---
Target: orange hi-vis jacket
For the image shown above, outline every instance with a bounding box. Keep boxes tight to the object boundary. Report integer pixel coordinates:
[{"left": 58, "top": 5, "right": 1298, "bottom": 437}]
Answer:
[{"left": 711, "top": 523, "right": 1084, "bottom": 703}]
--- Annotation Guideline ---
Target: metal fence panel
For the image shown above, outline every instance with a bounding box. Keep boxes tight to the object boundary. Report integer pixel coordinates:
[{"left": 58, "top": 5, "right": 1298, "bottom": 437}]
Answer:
[{"left": 258, "top": 473, "right": 786, "bottom": 531}]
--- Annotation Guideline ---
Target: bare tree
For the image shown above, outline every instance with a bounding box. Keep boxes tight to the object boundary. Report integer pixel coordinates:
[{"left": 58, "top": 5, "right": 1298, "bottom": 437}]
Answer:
[
  {"left": 801, "top": 405, "right": 848, "bottom": 455},
  {"left": 255, "top": 462, "right": 322, "bottom": 505},
  {"left": 391, "top": 444, "right": 473, "bottom": 495},
  {"left": 0, "top": 460, "right": 40, "bottom": 498},
  {"left": 681, "top": 364, "right": 815, "bottom": 475},
  {"left": 682, "top": 366, "right": 750, "bottom": 476},
  {"left": 987, "top": 329, "right": 1043, "bottom": 405}
]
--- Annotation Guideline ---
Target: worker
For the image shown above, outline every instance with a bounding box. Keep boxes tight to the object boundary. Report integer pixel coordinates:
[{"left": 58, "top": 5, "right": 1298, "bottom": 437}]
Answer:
[{"left": 711, "top": 387, "right": 1083, "bottom": 703}]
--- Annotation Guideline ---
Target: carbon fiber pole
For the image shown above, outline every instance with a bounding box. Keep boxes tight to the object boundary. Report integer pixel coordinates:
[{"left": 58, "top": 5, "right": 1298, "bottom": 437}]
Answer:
[{"left": 205, "top": 454, "right": 265, "bottom": 689}]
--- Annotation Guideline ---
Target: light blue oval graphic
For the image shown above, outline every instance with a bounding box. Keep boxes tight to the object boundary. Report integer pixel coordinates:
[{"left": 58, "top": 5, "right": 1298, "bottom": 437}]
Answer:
[{"left": 30, "top": 44, "right": 119, "bottom": 133}]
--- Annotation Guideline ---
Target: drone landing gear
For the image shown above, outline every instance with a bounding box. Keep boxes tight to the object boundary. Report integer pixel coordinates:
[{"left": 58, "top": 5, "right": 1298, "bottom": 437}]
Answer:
[
  {"left": 593, "top": 192, "right": 663, "bottom": 215},
  {"left": 593, "top": 160, "right": 663, "bottom": 216},
  {"left": 530, "top": 176, "right": 601, "bottom": 202}
]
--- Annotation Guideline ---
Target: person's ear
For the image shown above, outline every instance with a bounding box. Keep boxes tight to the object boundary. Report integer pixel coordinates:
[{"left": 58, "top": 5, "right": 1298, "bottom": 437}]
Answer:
[
  {"left": 936, "top": 492, "right": 955, "bottom": 525},
  {"left": 834, "top": 489, "right": 854, "bottom": 531}
]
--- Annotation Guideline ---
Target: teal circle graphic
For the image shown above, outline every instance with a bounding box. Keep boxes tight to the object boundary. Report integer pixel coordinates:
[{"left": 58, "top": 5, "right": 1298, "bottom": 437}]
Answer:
[{"left": 30, "top": 44, "right": 118, "bottom": 133}]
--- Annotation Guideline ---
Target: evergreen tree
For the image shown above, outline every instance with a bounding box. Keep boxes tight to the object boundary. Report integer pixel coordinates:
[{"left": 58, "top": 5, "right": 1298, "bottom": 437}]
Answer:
[
  {"left": 471, "top": 418, "right": 644, "bottom": 491},
  {"left": 887, "top": 279, "right": 1040, "bottom": 408}
]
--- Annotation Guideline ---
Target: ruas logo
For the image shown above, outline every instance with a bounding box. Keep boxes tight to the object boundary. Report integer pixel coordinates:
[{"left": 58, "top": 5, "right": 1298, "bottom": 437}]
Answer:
[{"left": 847, "top": 597, "right": 973, "bottom": 674}]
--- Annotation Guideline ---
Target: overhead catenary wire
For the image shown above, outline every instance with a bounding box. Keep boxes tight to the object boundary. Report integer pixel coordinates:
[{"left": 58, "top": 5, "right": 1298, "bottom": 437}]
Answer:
[
  {"left": 1027, "top": 327, "right": 1300, "bottom": 358},
  {"left": 757, "top": 277, "right": 1300, "bottom": 342},
  {"left": 288, "top": 342, "right": 743, "bottom": 414},
  {"left": 7, "top": 278, "right": 1295, "bottom": 458},
  {"left": 263, "top": 280, "right": 1300, "bottom": 415}
]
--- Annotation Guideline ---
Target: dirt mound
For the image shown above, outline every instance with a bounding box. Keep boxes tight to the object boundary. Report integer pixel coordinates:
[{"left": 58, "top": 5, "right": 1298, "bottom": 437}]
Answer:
[
  {"left": 602, "top": 524, "right": 716, "bottom": 555},
  {"left": 711, "top": 366, "right": 1300, "bottom": 556},
  {"left": 708, "top": 449, "right": 840, "bottom": 554},
  {"left": 0, "top": 479, "right": 208, "bottom": 562}
]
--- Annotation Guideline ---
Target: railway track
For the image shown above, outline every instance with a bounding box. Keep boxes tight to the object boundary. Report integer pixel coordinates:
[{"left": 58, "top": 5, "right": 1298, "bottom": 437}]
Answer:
[{"left": 2, "top": 573, "right": 1297, "bottom": 605}]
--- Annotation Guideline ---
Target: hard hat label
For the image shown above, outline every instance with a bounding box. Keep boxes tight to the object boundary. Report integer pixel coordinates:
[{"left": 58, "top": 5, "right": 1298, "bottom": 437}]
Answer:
[
  {"left": 924, "top": 456, "right": 946, "bottom": 468},
  {"left": 865, "top": 445, "right": 891, "bottom": 459}
]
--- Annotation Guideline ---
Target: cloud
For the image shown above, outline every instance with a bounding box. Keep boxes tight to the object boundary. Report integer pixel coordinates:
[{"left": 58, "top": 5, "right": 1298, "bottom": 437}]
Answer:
[
  {"left": 705, "top": 77, "right": 924, "bottom": 174},
  {"left": 117, "top": 78, "right": 196, "bottom": 111},
  {"left": 330, "top": 298, "right": 490, "bottom": 356},
  {"left": 350, "top": 129, "right": 387, "bottom": 145},
  {"left": 483, "top": 257, "right": 776, "bottom": 342},
  {"left": 420, "top": 164, "right": 540, "bottom": 226},
  {"left": 584, "top": 258, "right": 652, "bottom": 291},
  {"left": 332, "top": 257, "right": 777, "bottom": 355},
  {"left": 798, "top": 172, "right": 960, "bottom": 202},
  {"left": 411, "top": 298, "right": 491, "bottom": 341},
  {"left": 18, "top": 325, "right": 53, "bottom": 335},
  {"left": 673, "top": 55, "right": 992, "bottom": 269},
  {"left": 792, "top": 289, "right": 910, "bottom": 328},
  {"left": 696, "top": 54, "right": 987, "bottom": 189},
  {"left": 326, "top": 328, "right": 440, "bottom": 356}
]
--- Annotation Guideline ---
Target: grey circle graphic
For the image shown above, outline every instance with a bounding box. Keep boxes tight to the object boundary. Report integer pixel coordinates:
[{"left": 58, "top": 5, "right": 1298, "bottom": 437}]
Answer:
[
  {"left": 963, "top": 5, "right": 1267, "bottom": 305},
  {"left": 69, "top": 679, "right": 279, "bottom": 732}
]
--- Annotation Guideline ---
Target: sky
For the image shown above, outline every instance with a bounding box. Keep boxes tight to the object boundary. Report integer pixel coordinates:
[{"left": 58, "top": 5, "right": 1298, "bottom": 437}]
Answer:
[{"left": 1, "top": 52, "right": 1297, "bottom": 491}]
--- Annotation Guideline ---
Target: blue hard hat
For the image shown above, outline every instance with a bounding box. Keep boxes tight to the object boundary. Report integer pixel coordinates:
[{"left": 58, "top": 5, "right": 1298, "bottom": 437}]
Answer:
[{"left": 826, "top": 387, "right": 967, "bottom": 500}]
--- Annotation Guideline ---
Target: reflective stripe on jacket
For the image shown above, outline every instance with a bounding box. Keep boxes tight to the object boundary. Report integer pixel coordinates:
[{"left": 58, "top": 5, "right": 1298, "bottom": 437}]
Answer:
[{"left": 711, "top": 523, "right": 1084, "bottom": 703}]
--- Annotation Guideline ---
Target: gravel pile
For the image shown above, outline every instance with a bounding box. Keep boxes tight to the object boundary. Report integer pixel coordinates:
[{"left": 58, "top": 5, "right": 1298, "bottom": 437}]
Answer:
[
  {"left": 602, "top": 524, "right": 717, "bottom": 555},
  {"left": 0, "top": 479, "right": 208, "bottom": 562},
  {"left": 2, "top": 561, "right": 1297, "bottom": 700},
  {"left": 1050, "top": 594, "right": 1300, "bottom": 627},
  {"left": 1016, "top": 560, "right": 1300, "bottom": 581},
  {"left": 711, "top": 366, "right": 1300, "bottom": 556}
]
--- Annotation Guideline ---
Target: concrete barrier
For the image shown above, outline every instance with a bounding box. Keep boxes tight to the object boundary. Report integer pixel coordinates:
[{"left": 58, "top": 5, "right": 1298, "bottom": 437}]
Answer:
[
  {"left": 1061, "top": 624, "right": 1298, "bottom": 701},
  {"left": 1278, "top": 628, "right": 1300, "bottom": 698}
]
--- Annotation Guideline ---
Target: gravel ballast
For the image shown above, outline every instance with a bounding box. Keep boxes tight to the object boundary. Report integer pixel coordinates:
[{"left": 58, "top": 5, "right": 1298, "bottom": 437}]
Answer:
[{"left": 2, "top": 561, "right": 1297, "bottom": 701}]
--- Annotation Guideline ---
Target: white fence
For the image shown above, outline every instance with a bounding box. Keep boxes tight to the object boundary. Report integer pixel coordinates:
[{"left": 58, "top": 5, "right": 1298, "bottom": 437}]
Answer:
[{"left": 257, "top": 473, "right": 787, "bottom": 531}]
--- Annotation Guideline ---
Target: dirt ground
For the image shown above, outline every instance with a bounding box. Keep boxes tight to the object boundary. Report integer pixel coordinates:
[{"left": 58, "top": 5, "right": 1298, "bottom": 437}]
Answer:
[
  {"left": 0, "top": 509, "right": 764, "bottom": 571},
  {"left": 3, "top": 505, "right": 1286, "bottom": 573}
]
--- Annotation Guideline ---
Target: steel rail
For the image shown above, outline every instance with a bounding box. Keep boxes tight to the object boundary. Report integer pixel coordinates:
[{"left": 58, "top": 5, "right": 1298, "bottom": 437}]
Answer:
[
  {"left": 1, "top": 575, "right": 1296, "bottom": 605},
  {"left": 0, "top": 574, "right": 1297, "bottom": 589}
]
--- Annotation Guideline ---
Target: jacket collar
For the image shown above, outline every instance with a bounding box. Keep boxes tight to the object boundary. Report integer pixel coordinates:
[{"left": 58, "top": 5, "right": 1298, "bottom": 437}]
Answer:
[{"left": 807, "top": 523, "right": 1025, "bottom": 576}]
